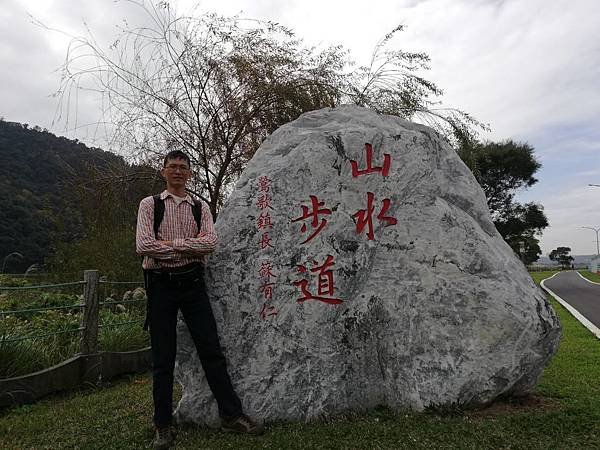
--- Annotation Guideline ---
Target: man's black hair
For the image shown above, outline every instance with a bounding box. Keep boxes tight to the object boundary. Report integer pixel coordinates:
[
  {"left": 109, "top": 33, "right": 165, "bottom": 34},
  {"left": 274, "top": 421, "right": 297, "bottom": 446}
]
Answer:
[{"left": 163, "top": 150, "right": 191, "bottom": 168}]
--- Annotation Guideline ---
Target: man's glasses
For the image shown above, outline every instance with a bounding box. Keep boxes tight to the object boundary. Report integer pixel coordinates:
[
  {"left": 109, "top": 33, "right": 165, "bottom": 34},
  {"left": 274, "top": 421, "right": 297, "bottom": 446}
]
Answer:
[{"left": 164, "top": 164, "right": 190, "bottom": 172}]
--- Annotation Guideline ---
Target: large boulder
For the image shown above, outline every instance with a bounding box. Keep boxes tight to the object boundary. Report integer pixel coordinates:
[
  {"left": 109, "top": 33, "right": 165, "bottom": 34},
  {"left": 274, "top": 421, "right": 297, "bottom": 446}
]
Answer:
[{"left": 175, "top": 106, "right": 560, "bottom": 425}]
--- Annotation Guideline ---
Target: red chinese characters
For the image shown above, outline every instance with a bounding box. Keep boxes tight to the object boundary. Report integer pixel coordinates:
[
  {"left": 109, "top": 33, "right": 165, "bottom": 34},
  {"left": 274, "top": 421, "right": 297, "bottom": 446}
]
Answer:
[
  {"left": 256, "top": 175, "right": 273, "bottom": 211},
  {"left": 289, "top": 142, "right": 398, "bottom": 307},
  {"left": 258, "top": 260, "right": 276, "bottom": 316},
  {"left": 254, "top": 175, "right": 278, "bottom": 319},
  {"left": 353, "top": 192, "right": 397, "bottom": 240},
  {"left": 257, "top": 175, "right": 272, "bottom": 192},
  {"left": 291, "top": 195, "right": 331, "bottom": 244},
  {"left": 259, "top": 232, "right": 274, "bottom": 250},
  {"left": 259, "top": 260, "right": 276, "bottom": 280},
  {"left": 257, "top": 212, "right": 273, "bottom": 230},
  {"left": 350, "top": 143, "right": 391, "bottom": 178},
  {"left": 292, "top": 255, "right": 343, "bottom": 304},
  {"left": 259, "top": 277, "right": 277, "bottom": 318},
  {"left": 256, "top": 193, "right": 273, "bottom": 210},
  {"left": 350, "top": 143, "right": 396, "bottom": 240},
  {"left": 260, "top": 303, "right": 278, "bottom": 319}
]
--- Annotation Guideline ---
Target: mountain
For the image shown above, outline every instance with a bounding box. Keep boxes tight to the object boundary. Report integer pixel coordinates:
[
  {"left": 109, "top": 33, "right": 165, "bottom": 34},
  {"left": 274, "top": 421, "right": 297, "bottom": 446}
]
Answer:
[{"left": 0, "top": 120, "right": 156, "bottom": 273}]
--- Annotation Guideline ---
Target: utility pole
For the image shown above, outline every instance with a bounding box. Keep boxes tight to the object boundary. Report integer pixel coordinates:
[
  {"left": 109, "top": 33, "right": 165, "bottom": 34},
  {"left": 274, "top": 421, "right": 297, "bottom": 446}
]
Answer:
[{"left": 582, "top": 226, "right": 600, "bottom": 255}]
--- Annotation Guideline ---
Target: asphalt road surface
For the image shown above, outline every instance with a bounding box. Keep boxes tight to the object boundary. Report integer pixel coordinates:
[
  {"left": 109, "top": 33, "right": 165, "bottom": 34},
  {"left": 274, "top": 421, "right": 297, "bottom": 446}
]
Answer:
[{"left": 543, "top": 271, "right": 600, "bottom": 330}]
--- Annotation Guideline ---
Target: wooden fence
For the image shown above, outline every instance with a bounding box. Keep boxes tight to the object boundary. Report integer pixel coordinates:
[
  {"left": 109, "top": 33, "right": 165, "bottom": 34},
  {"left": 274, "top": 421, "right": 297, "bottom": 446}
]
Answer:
[{"left": 0, "top": 270, "right": 151, "bottom": 408}]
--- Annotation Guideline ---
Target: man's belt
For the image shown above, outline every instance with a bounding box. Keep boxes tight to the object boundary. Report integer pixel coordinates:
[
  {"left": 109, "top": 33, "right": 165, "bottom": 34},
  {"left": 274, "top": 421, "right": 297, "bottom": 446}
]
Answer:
[
  {"left": 142, "top": 263, "right": 203, "bottom": 330},
  {"left": 146, "top": 263, "right": 203, "bottom": 281}
]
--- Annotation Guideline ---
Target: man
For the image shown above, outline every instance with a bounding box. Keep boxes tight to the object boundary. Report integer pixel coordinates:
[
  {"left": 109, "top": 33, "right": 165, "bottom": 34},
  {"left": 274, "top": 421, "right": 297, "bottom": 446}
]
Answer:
[{"left": 136, "top": 150, "right": 263, "bottom": 449}]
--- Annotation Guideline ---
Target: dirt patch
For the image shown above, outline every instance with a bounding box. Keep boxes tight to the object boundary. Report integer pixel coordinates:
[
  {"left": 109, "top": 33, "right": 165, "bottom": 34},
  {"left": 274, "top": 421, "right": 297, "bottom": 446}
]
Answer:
[{"left": 469, "top": 394, "right": 560, "bottom": 419}]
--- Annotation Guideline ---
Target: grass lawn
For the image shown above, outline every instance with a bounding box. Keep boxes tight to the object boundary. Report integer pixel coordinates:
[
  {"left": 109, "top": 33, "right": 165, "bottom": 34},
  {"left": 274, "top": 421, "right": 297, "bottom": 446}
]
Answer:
[
  {"left": 1, "top": 271, "right": 599, "bottom": 449},
  {"left": 578, "top": 270, "right": 600, "bottom": 283}
]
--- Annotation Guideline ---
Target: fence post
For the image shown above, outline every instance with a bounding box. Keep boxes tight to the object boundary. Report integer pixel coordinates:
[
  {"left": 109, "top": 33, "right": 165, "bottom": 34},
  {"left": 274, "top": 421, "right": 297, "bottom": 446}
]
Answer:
[
  {"left": 80, "top": 270, "right": 100, "bottom": 354},
  {"left": 80, "top": 270, "right": 101, "bottom": 385}
]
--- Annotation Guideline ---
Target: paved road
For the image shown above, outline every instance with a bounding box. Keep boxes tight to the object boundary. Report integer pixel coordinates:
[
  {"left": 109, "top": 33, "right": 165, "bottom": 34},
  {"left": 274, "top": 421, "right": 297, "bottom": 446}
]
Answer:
[{"left": 542, "top": 271, "right": 600, "bottom": 332}]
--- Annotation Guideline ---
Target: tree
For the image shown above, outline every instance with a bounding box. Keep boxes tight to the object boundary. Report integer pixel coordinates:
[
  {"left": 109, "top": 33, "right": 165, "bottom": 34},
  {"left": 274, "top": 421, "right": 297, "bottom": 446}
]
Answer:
[
  {"left": 458, "top": 139, "right": 548, "bottom": 264},
  {"left": 549, "top": 247, "right": 574, "bottom": 269},
  {"left": 494, "top": 203, "right": 548, "bottom": 265},
  {"left": 0, "top": 119, "right": 153, "bottom": 272},
  {"left": 47, "top": 162, "right": 159, "bottom": 280},
  {"left": 56, "top": 1, "right": 485, "bottom": 217},
  {"left": 57, "top": 4, "right": 344, "bottom": 216},
  {"left": 459, "top": 139, "right": 540, "bottom": 215},
  {"left": 341, "top": 26, "right": 486, "bottom": 144}
]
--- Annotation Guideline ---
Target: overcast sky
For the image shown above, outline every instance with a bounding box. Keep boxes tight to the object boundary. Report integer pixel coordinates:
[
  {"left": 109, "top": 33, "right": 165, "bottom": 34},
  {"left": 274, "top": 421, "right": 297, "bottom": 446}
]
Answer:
[{"left": 3, "top": 0, "right": 600, "bottom": 256}]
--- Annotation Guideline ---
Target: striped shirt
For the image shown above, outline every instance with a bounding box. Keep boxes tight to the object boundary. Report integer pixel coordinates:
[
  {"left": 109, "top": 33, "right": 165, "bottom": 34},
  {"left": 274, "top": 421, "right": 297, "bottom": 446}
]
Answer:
[{"left": 136, "top": 190, "right": 217, "bottom": 270}]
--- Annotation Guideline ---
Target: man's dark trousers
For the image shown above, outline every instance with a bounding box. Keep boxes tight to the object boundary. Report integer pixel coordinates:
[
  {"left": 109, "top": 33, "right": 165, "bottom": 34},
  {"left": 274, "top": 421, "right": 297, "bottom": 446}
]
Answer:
[{"left": 147, "top": 266, "right": 243, "bottom": 426}]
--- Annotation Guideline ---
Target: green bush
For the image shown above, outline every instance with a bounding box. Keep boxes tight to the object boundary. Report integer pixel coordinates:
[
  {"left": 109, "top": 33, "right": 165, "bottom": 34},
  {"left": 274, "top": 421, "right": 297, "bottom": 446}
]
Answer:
[
  {"left": 0, "top": 275, "right": 31, "bottom": 287},
  {"left": 0, "top": 291, "right": 81, "bottom": 319}
]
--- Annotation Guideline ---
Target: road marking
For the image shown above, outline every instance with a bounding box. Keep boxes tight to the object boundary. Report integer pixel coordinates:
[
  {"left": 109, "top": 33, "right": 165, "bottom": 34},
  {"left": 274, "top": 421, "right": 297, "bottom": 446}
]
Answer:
[
  {"left": 576, "top": 271, "right": 600, "bottom": 286},
  {"left": 541, "top": 273, "right": 600, "bottom": 340}
]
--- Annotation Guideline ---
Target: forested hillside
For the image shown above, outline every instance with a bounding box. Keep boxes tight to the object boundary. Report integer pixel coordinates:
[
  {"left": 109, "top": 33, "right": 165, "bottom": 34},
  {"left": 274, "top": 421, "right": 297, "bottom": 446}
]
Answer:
[{"left": 0, "top": 120, "right": 158, "bottom": 273}]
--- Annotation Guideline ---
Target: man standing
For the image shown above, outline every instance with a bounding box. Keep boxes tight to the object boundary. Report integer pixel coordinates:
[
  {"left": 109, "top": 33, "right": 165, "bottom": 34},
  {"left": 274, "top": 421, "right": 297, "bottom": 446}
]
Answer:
[{"left": 136, "top": 150, "right": 263, "bottom": 449}]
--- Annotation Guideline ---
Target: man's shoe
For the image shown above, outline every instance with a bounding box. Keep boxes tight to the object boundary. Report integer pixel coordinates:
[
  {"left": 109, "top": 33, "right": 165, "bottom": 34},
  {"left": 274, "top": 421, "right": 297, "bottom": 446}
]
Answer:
[
  {"left": 221, "top": 414, "right": 264, "bottom": 435},
  {"left": 152, "top": 425, "right": 175, "bottom": 449}
]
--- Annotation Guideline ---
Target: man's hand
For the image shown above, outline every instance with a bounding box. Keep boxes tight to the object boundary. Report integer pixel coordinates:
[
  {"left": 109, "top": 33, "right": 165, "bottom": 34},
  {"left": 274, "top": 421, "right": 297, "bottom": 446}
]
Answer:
[{"left": 158, "top": 240, "right": 174, "bottom": 247}]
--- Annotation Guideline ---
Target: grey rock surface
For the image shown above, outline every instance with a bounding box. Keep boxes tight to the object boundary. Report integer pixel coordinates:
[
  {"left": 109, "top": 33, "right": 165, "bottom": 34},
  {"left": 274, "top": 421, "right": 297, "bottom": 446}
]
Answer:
[{"left": 174, "top": 105, "right": 560, "bottom": 425}]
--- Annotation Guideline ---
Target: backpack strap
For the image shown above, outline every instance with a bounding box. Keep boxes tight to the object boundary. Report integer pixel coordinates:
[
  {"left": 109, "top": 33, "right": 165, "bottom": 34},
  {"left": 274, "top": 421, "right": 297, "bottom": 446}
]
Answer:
[
  {"left": 152, "top": 194, "right": 165, "bottom": 239},
  {"left": 152, "top": 194, "right": 203, "bottom": 238},
  {"left": 191, "top": 199, "right": 203, "bottom": 233}
]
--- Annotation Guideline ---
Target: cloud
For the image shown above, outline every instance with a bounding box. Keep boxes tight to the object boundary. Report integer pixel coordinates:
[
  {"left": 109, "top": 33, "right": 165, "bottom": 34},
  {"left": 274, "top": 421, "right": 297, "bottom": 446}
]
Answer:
[
  {"left": 390, "top": 0, "right": 600, "bottom": 140},
  {"left": 1, "top": 1, "right": 64, "bottom": 126},
  {"left": 536, "top": 186, "right": 600, "bottom": 255}
]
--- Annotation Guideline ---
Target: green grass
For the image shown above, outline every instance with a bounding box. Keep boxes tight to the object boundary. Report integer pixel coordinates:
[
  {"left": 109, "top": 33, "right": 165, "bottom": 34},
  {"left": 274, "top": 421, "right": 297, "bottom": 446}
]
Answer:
[
  {"left": 1, "top": 272, "right": 599, "bottom": 449},
  {"left": 529, "top": 270, "right": 559, "bottom": 285},
  {"left": 0, "top": 307, "right": 148, "bottom": 378},
  {"left": 578, "top": 270, "right": 600, "bottom": 283}
]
